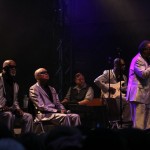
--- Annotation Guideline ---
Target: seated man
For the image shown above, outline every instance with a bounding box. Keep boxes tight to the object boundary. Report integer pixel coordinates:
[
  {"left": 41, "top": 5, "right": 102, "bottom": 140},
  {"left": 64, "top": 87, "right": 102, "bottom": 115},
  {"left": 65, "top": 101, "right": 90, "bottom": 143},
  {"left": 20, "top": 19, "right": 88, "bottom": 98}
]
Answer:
[
  {"left": 94, "top": 58, "right": 131, "bottom": 123},
  {"left": 61, "top": 72, "right": 94, "bottom": 129},
  {"left": 61, "top": 72, "right": 94, "bottom": 106},
  {"left": 29, "top": 68, "right": 81, "bottom": 127},
  {"left": 0, "top": 60, "right": 33, "bottom": 135}
]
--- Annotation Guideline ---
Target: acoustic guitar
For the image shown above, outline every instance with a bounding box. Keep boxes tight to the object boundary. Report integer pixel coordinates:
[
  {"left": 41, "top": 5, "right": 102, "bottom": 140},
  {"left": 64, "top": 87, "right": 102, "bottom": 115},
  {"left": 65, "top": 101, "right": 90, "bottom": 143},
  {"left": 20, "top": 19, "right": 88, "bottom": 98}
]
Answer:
[{"left": 102, "top": 81, "right": 125, "bottom": 99}]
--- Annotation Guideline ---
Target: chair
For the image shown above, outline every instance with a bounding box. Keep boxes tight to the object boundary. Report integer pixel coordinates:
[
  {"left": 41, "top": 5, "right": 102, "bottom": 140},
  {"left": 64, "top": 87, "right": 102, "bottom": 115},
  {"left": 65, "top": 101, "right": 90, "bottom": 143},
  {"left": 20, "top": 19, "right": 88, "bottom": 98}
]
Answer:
[
  {"left": 103, "top": 98, "right": 120, "bottom": 129},
  {"left": 104, "top": 98, "right": 133, "bottom": 129},
  {"left": 13, "top": 120, "right": 22, "bottom": 136},
  {"left": 33, "top": 117, "right": 56, "bottom": 135},
  {"left": 28, "top": 99, "right": 56, "bottom": 135}
]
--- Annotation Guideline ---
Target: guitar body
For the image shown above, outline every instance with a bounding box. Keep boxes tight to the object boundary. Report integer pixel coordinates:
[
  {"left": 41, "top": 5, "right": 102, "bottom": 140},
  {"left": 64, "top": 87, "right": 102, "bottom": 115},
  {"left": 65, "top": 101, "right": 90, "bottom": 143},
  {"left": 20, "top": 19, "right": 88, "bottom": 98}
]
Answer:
[{"left": 102, "top": 81, "right": 125, "bottom": 99}]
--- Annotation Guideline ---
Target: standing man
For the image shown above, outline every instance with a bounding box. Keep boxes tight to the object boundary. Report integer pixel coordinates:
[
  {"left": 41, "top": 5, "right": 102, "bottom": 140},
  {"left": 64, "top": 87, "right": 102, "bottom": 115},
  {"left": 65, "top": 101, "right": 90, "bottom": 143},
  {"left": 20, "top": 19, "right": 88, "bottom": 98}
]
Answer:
[
  {"left": 127, "top": 40, "right": 150, "bottom": 129},
  {"left": 0, "top": 59, "right": 33, "bottom": 134},
  {"left": 94, "top": 58, "right": 131, "bottom": 123},
  {"left": 29, "top": 68, "right": 81, "bottom": 126}
]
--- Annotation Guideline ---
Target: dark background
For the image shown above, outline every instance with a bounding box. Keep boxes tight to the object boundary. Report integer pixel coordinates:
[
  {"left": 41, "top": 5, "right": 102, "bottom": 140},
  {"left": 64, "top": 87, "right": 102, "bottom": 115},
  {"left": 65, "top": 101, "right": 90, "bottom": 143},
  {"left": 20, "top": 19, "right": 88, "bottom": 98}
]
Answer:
[{"left": 1, "top": 0, "right": 150, "bottom": 101}]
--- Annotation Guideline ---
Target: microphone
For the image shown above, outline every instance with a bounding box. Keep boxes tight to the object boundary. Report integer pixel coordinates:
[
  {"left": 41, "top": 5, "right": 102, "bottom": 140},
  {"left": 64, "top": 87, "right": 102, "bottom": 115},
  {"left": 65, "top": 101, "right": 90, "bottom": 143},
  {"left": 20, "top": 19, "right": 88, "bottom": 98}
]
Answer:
[
  {"left": 116, "top": 47, "right": 122, "bottom": 57},
  {"left": 67, "top": 110, "right": 71, "bottom": 114}
]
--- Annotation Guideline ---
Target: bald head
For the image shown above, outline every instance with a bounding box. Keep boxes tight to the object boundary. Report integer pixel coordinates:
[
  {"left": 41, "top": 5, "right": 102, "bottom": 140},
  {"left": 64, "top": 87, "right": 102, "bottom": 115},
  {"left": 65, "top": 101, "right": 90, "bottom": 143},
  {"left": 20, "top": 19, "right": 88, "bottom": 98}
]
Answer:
[
  {"left": 114, "top": 58, "right": 124, "bottom": 66},
  {"left": 3, "top": 60, "right": 16, "bottom": 69},
  {"left": 34, "top": 68, "right": 49, "bottom": 82},
  {"left": 113, "top": 58, "right": 125, "bottom": 72},
  {"left": 2, "top": 60, "right": 16, "bottom": 76}
]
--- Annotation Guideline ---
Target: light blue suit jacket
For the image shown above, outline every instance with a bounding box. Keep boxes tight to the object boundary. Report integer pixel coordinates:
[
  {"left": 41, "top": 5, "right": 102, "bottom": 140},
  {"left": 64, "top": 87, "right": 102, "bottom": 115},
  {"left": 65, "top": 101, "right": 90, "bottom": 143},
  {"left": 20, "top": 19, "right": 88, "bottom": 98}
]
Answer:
[
  {"left": 126, "top": 53, "right": 150, "bottom": 104},
  {"left": 29, "top": 83, "right": 65, "bottom": 113}
]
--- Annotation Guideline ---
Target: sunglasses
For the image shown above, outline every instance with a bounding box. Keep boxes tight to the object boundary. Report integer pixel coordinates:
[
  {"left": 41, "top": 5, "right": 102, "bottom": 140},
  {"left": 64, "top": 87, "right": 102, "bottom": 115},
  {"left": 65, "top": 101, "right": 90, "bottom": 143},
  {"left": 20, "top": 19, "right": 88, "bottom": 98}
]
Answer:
[
  {"left": 121, "top": 64, "right": 125, "bottom": 66},
  {"left": 8, "top": 65, "right": 17, "bottom": 69},
  {"left": 144, "top": 48, "right": 150, "bottom": 51},
  {"left": 38, "top": 71, "right": 48, "bottom": 75}
]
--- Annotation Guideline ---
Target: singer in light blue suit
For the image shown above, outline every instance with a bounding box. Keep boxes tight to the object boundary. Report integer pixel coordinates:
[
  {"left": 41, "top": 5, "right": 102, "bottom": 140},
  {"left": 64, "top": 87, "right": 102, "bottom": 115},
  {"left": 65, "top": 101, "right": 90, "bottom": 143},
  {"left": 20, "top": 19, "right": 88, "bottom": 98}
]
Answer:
[
  {"left": 127, "top": 40, "right": 150, "bottom": 129},
  {"left": 29, "top": 68, "right": 81, "bottom": 127}
]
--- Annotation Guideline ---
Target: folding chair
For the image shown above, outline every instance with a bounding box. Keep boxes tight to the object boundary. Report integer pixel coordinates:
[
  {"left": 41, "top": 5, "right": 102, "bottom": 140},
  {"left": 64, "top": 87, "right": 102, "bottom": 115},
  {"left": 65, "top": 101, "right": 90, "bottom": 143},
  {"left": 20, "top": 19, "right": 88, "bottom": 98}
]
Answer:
[
  {"left": 104, "top": 98, "right": 121, "bottom": 129},
  {"left": 104, "top": 98, "right": 133, "bottom": 129},
  {"left": 33, "top": 117, "right": 55, "bottom": 135},
  {"left": 28, "top": 99, "right": 56, "bottom": 135}
]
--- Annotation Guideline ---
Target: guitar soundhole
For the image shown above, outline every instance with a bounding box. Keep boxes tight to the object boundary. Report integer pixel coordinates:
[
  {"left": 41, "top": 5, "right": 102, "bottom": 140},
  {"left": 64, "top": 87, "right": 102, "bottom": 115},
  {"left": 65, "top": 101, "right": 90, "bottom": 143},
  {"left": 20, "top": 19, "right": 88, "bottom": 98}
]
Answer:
[{"left": 122, "top": 83, "right": 125, "bottom": 86}]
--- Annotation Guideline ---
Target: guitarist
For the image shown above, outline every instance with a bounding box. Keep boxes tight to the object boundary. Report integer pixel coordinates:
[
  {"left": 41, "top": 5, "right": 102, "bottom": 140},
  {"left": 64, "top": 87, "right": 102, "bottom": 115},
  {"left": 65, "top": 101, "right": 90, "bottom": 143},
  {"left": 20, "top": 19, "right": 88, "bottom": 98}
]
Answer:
[{"left": 94, "top": 58, "right": 131, "bottom": 123}]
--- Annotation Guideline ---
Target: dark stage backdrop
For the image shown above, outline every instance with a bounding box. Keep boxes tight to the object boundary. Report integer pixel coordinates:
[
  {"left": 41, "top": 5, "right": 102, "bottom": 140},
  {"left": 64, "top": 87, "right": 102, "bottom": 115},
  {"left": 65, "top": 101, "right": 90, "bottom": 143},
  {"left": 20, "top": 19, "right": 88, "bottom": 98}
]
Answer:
[
  {"left": 0, "top": 0, "right": 60, "bottom": 103},
  {"left": 0, "top": 0, "right": 150, "bottom": 101},
  {"left": 63, "top": 0, "right": 150, "bottom": 97}
]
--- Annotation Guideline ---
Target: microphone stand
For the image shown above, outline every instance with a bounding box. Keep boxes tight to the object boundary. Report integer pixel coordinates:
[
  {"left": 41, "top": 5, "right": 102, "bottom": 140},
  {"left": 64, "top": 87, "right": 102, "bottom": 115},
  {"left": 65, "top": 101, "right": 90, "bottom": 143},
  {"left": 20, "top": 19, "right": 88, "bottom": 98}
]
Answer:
[
  {"left": 117, "top": 49, "right": 123, "bottom": 128},
  {"left": 108, "top": 57, "right": 111, "bottom": 99},
  {"left": 108, "top": 57, "right": 111, "bottom": 128}
]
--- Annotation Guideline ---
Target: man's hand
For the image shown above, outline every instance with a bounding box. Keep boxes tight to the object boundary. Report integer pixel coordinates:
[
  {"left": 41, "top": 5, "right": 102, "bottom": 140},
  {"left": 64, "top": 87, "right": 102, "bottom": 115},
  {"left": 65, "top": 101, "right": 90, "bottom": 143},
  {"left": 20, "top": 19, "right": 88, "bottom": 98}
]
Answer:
[
  {"left": 2, "top": 106, "right": 10, "bottom": 111},
  {"left": 14, "top": 109, "right": 24, "bottom": 117},
  {"left": 61, "top": 109, "right": 67, "bottom": 114},
  {"left": 61, "top": 99, "right": 68, "bottom": 104},
  {"left": 109, "top": 87, "right": 116, "bottom": 94}
]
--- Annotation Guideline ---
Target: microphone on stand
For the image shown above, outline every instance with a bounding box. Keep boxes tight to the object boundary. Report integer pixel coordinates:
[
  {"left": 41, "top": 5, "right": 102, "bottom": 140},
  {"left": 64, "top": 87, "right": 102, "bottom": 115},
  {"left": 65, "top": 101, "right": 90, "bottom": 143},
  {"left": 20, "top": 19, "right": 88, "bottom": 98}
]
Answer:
[{"left": 116, "top": 47, "right": 122, "bottom": 57}]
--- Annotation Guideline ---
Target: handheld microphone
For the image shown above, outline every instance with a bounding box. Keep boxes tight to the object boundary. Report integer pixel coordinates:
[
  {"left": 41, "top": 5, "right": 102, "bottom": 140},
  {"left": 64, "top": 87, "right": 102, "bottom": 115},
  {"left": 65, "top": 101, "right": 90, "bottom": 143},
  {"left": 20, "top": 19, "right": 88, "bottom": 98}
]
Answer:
[{"left": 67, "top": 110, "right": 71, "bottom": 114}]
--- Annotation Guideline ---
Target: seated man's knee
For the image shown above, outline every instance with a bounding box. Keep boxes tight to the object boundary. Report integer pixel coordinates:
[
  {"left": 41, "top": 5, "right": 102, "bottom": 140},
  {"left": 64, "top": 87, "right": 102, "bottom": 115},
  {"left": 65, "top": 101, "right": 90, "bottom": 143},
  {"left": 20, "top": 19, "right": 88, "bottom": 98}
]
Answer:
[
  {"left": 72, "top": 113, "right": 80, "bottom": 118},
  {"left": 24, "top": 113, "right": 33, "bottom": 121}
]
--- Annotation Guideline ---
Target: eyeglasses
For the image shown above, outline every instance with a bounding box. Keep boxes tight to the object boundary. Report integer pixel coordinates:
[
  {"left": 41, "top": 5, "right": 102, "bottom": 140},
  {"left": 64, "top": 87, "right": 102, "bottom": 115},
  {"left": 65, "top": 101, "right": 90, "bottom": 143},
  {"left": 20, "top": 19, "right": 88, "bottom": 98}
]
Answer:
[{"left": 38, "top": 71, "right": 48, "bottom": 75}]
